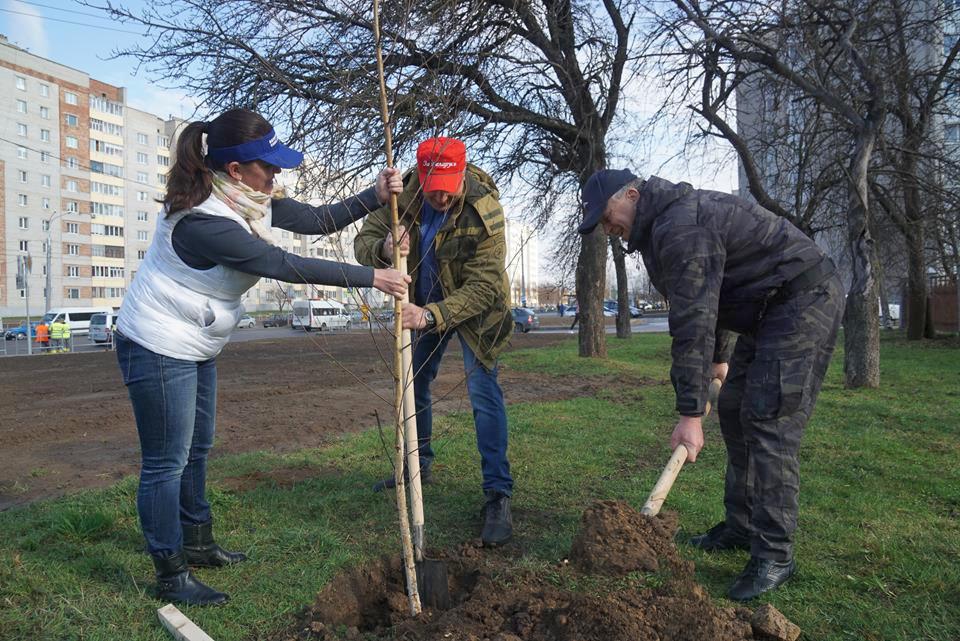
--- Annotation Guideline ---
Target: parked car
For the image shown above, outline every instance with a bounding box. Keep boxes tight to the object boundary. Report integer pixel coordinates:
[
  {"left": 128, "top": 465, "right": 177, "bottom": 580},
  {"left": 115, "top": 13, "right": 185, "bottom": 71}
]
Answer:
[
  {"left": 262, "top": 314, "right": 289, "bottom": 327},
  {"left": 4, "top": 322, "right": 39, "bottom": 341},
  {"left": 236, "top": 314, "right": 256, "bottom": 329},
  {"left": 603, "top": 300, "right": 644, "bottom": 319},
  {"left": 375, "top": 309, "right": 395, "bottom": 323},
  {"left": 512, "top": 307, "right": 540, "bottom": 333},
  {"left": 89, "top": 312, "right": 118, "bottom": 344}
]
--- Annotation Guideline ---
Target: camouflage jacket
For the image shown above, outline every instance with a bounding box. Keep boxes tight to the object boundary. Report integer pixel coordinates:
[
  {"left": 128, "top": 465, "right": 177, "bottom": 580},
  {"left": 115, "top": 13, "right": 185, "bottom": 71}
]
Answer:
[
  {"left": 354, "top": 164, "right": 513, "bottom": 368},
  {"left": 626, "top": 176, "right": 827, "bottom": 416}
]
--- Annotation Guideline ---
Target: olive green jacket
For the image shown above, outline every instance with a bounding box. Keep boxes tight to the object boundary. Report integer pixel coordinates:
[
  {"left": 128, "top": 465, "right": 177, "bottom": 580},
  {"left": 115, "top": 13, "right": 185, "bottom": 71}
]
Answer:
[{"left": 354, "top": 164, "right": 513, "bottom": 368}]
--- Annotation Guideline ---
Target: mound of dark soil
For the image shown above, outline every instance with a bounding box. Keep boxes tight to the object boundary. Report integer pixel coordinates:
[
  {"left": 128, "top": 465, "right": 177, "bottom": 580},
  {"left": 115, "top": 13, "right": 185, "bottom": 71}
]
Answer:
[{"left": 268, "top": 501, "right": 798, "bottom": 641}]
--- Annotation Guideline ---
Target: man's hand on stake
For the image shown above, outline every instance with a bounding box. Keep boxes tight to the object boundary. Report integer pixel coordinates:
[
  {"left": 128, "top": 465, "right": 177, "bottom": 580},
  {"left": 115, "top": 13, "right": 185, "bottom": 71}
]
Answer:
[
  {"left": 382, "top": 224, "right": 410, "bottom": 262},
  {"left": 375, "top": 167, "right": 404, "bottom": 204},
  {"left": 671, "top": 415, "right": 704, "bottom": 463},
  {"left": 401, "top": 302, "right": 428, "bottom": 330}
]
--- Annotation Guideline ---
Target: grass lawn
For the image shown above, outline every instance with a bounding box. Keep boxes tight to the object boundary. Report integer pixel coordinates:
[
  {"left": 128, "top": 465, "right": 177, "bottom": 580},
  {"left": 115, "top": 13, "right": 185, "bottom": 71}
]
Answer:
[{"left": 0, "top": 332, "right": 957, "bottom": 640}]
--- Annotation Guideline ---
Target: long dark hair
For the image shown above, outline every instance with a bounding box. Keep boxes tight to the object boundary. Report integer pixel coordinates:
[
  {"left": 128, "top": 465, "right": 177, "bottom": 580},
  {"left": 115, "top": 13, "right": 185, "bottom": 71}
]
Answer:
[{"left": 163, "top": 108, "right": 273, "bottom": 214}]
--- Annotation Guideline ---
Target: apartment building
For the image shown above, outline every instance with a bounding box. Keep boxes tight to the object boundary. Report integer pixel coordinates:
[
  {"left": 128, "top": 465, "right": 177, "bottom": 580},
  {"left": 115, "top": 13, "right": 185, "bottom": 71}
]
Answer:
[
  {"left": 1, "top": 35, "right": 174, "bottom": 318},
  {"left": 504, "top": 218, "right": 540, "bottom": 308}
]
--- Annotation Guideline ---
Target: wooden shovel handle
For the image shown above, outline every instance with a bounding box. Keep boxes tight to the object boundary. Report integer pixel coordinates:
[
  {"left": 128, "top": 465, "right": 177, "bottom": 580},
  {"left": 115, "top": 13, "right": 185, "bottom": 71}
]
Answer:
[{"left": 640, "top": 377, "right": 723, "bottom": 517}]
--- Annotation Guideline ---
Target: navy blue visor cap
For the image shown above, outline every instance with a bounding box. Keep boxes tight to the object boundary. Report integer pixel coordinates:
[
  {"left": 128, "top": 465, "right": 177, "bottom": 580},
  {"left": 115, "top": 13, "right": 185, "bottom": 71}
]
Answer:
[{"left": 579, "top": 168, "right": 638, "bottom": 234}]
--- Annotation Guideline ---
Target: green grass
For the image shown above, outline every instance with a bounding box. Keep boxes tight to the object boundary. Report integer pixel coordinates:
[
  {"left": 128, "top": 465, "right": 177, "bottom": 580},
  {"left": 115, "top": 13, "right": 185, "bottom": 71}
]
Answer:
[{"left": 1, "top": 333, "right": 958, "bottom": 640}]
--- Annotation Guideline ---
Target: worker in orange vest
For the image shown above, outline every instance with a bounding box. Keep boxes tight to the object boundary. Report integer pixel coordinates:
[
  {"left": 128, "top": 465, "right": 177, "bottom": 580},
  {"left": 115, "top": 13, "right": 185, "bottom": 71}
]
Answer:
[{"left": 35, "top": 322, "right": 50, "bottom": 352}]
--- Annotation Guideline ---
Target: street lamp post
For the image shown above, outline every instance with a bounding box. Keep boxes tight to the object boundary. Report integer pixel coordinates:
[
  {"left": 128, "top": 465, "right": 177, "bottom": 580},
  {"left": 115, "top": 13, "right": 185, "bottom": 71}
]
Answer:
[{"left": 45, "top": 210, "right": 58, "bottom": 316}]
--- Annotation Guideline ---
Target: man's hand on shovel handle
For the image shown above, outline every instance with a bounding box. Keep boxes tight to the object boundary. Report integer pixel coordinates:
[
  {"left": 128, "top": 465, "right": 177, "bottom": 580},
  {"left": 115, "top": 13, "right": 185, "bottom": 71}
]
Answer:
[{"left": 671, "top": 416, "right": 703, "bottom": 463}]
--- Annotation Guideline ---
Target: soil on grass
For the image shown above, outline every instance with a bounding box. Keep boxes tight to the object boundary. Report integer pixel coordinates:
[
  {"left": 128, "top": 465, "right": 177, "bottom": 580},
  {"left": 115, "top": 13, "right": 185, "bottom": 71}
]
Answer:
[
  {"left": 269, "top": 500, "right": 791, "bottom": 641},
  {"left": 0, "top": 331, "right": 631, "bottom": 511}
]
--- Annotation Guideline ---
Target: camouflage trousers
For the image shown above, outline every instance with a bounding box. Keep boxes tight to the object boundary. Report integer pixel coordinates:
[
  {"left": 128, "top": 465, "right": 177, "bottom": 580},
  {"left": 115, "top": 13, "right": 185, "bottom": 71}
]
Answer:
[{"left": 717, "top": 273, "right": 845, "bottom": 561}]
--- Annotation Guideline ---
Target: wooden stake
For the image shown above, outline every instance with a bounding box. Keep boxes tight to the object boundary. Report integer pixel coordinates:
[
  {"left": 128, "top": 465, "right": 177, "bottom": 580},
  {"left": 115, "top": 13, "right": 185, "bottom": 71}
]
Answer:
[{"left": 372, "top": 0, "right": 421, "bottom": 617}]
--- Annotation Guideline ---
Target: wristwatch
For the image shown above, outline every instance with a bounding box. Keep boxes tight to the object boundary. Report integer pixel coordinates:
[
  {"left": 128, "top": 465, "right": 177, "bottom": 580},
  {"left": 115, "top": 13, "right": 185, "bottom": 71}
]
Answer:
[{"left": 423, "top": 309, "right": 437, "bottom": 329}]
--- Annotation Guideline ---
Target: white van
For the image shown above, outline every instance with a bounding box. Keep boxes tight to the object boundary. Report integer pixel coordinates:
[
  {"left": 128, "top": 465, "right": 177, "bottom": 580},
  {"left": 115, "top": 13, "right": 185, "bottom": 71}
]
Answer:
[
  {"left": 291, "top": 299, "right": 351, "bottom": 331},
  {"left": 89, "top": 311, "right": 119, "bottom": 343},
  {"left": 42, "top": 306, "right": 115, "bottom": 336}
]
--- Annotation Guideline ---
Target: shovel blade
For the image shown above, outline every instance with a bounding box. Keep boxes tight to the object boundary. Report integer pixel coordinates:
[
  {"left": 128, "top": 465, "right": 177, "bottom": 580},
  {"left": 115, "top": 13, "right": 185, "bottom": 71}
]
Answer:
[{"left": 415, "top": 558, "right": 451, "bottom": 610}]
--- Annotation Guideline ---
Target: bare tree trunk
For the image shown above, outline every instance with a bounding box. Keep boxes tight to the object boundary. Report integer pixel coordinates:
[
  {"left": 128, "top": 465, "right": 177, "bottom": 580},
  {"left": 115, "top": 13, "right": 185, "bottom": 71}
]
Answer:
[
  {"left": 843, "top": 129, "right": 881, "bottom": 388},
  {"left": 905, "top": 228, "right": 927, "bottom": 340},
  {"left": 577, "top": 228, "right": 608, "bottom": 358},
  {"left": 611, "top": 239, "right": 631, "bottom": 339}
]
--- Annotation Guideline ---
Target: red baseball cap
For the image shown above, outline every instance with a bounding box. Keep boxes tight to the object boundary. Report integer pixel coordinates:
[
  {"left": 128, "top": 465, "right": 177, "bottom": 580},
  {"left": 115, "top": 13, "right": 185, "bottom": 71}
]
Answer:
[{"left": 417, "top": 137, "right": 466, "bottom": 193}]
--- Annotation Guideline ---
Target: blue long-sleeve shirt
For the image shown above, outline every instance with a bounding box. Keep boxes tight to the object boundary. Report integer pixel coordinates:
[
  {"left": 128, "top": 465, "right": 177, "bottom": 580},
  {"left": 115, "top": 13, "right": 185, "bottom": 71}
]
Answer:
[{"left": 170, "top": 187, "right": 381, "bottom": 288}]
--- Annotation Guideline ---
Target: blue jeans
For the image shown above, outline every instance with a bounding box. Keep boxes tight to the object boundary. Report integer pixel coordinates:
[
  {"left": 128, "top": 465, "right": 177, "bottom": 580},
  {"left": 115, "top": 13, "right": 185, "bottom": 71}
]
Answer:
[
  {"left": 116, "top": 332, "right": 217, "bottom": 557},
  {"left": 412, "top": 329, "right": 512, "bottom": 496}
]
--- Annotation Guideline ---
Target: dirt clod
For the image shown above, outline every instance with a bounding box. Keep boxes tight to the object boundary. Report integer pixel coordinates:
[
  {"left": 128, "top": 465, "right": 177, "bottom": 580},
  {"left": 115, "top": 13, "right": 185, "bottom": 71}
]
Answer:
[{"left": 751, "top": 604, "right": 802, "bottom": 641}]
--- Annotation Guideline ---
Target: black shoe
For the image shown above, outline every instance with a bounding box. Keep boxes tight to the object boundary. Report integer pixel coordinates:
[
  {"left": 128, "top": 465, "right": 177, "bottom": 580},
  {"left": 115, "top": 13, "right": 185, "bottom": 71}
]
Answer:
[
  {"left": 480, "top": 491, "right": 512, "bottom": 547},
  {"left": 183, "top": 520, "right": 247, "bottom": 568},
  {"left": 688, "top": 522, "right": 750, "bottom": 552},
  {"left": 153, "top": 551, "right": 229, "bottom": 606},
  {"left": 727, "top": 556, "right": 796, "bottom": 601},
  {"left": 372, "top": 464, "right": 432, "bottom": 492}
]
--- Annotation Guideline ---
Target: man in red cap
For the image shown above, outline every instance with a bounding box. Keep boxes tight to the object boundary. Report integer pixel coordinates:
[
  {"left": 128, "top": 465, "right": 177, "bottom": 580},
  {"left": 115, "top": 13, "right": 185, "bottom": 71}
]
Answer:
[{"left": 355, "top": 136, "right": 515, "bottom": 546}]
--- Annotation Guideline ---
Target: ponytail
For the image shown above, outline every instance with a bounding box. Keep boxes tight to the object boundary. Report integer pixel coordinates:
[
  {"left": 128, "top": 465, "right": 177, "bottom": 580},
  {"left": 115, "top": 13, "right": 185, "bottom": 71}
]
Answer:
[{"left": 163, "top": 120, "right": 212, "bottom": 214}]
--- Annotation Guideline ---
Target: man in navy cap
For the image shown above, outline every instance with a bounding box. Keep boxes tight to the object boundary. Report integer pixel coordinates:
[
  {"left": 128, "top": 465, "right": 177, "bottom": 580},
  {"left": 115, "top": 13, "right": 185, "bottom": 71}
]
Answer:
[{"left": 580, "top": 169, "right": 844, "bottom": 601}]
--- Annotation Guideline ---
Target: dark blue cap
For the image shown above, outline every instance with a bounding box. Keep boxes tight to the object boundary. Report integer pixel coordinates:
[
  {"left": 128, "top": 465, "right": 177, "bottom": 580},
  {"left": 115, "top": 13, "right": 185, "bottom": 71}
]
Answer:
[
  {"left": 579, "top": 168, "right": 638, "bottom": 234},
  {"left": 206, "top": 129, "right": 303, "bottom": 168}
]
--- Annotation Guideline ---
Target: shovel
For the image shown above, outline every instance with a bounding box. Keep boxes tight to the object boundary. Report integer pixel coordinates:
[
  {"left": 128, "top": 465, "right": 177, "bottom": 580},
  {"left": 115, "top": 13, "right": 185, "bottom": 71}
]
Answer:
[
  {"left": 398, "top": 258, "right": 451, "bottom": 610},
  {"left": 641, "top": 377, "right": 723, "bottom": 517}
]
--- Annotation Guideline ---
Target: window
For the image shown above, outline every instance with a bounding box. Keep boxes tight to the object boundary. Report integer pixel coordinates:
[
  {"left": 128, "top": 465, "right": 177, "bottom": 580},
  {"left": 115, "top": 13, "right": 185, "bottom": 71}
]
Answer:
[
  {"left": 18, "top": 194, "right": 28, "bottom": 207},
  {"left": 41, "top": 175, "right": 51, "bottom": 188},
  {"left": 66, "top": 222, "right": 79, "bottom": 234},
  {"left": 92, "top": 182, "right": 123, "bottom": 197},
  {"left": 137, "top": 152, "right": 149, "bottom": 165},
  {"left": 65, "top": 91, "right": 78, "bottom": 105},
  {"left": 67, "top": 266, "right": 79, "bottom": 278},
  {"left": 156, "top": 155, "right": 170, "bottom": 167},
  {"left": 39, "top": 105, "right": 49, "bottom": 119},
  {"left": 67, "top": 244, "right": 80, "bottom": 256},
  {"left": 90, "top": 95, "right": 123, "bottom": 115},
  {"left": 17, "top": 146, "right": 27, "bottom": 160},
  {"left": 66, "top": 157, "right": 79, "bottom": 169},
  {"left": 91, "top": 224, "right": 124, "bottom": 237},
  {"left": 137, "top": 132, "right": 149, "bottom": 145},
  {"left": 39, "top": 83, "right": 49, "bottom": 97},
  {"left": 17, "top": 123, "right": 27, "bottom": 137},
  {"left": 42, "top": 220, "right": 50, "bottom": 231},
  {"left": 18, "top": 170, "right": 27, "bottom": 183},
  {"left": 66, "top": 201, "right": 79, "bottom": 213},
  {"left": 136, "top": 171, "right": 148, "bottom": 183},
  {"left": 16, "top": 76, "right": 26, "bottom": 90},
  {"left": 19, "top": 217, "right": 29, "bottom": 229},
  {"left": 158, "top": 135, "right": 170, "bottom": 147},
  {"left": 66, "top": 180, "right": 78, "bottom": 193},
  {"left": 16, "top": 99, "right": 27, "bottom": 113},
  {"left": 91, "top": 202, "right": 123, "bottom": 216},
  {"left": 89, "top": 118, "right": 122, "bottom": 136},
  {"left": 137, "top": 230, "right": 149, "bottom": 241},
  {"left": 42, "top": 198, "right": 51, "bottom": 210},
  {"left": 19, "top": 240, "right": 29, "bottom": 252},
  {"left": 137, "top": 249, "right": 146, "bottom": 260},
  {"left": 93, "top": 245, "right": 125, "bottom": 258},
  {"left": 90, "top": 140, "right": 124, "bottom": 156},
  {"left": 90, "top": 161, "right": 122, "bottom": 177},
  {"left": 157, "top": 173, "right": 167, "bottom": 186},
  {"left": 64, "top": 113, "right": 79, "bottom": 127},
  {"left": 40, "top": 151, "right": 50, "bottom": 163},
  {"left": 66, "top": 288, "right": 80, "bottom": 299},
  {"left": 65, "top": 136, "right": 78, "bottom": 149},
  {"left": 40, "top": 129, "right": 50, "bottom": 142},
  {"left": 137, "top": 191, "right": 148, "bottom": 202},
  {"left": 137, "top": 211, "right": 149, "bottom": 222}
]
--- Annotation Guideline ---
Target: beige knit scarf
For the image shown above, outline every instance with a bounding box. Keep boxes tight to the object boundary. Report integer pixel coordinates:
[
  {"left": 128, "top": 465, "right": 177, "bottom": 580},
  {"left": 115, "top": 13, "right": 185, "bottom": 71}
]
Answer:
[{"left": 210, "top": 171, "right": 278, "bottom": 246}]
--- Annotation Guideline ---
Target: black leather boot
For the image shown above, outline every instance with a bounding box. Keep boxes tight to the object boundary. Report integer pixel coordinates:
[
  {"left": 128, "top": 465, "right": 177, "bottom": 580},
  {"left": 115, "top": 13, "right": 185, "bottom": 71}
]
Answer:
[
  {"left": 688, "top": 522, "right": 751, "bottom": 552},
  {"left": 480, "top": 491, "right": 512, "bottom": 547},
  {"left": 183, "top": 520, "right": 247, "bottom": 568},
  {"left": 727, "top": 555, "right": 796, "bottom": 601},
  {"left": 372, "top": 463, "right": 433, "bottom": 493},
  {"left": 153, "top": 551, "right": 229, "bottom": 606}
]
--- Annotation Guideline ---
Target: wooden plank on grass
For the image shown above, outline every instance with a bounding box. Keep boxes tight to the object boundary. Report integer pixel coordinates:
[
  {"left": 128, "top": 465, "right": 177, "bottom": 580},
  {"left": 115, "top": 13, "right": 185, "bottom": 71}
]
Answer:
[{"left": 157, "top": 603, "right": 216, "bottom": 641}]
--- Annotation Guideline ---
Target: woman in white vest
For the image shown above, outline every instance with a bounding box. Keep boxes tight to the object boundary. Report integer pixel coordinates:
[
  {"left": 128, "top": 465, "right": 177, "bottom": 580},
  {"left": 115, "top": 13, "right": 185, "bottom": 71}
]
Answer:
[{"left": 115, "top": 109, "right": 409, "bottom": 606}]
